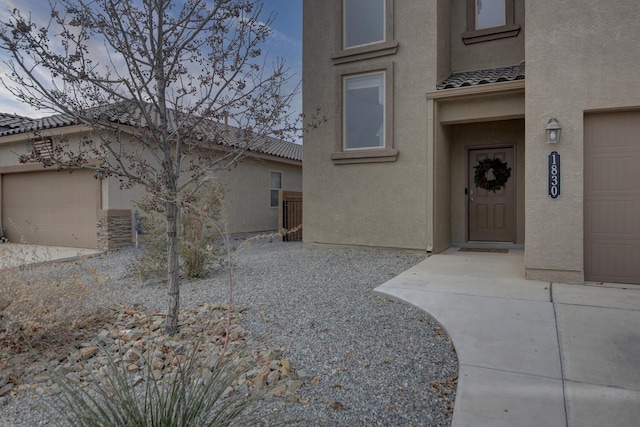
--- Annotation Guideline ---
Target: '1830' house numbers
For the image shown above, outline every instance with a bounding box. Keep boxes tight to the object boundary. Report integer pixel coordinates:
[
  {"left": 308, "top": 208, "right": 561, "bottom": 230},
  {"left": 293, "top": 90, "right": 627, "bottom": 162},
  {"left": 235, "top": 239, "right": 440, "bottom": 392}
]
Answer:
[{"left": 548, "top": 151, "right": 561, "bottom": 199}]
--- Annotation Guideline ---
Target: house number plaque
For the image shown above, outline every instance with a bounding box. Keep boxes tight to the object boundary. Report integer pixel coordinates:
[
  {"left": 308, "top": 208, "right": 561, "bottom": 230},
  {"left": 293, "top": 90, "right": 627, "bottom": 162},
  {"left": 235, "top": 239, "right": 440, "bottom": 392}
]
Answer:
[{"left": 548, "top": 151, "right": 561, "bottom": 199}]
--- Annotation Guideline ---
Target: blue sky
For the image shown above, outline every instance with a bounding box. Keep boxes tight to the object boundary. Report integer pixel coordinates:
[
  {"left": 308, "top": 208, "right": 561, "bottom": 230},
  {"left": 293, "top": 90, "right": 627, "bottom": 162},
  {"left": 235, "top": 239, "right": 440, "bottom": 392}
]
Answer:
[{"left": 0, "top": 0, "right": 303, "bottom": 119}]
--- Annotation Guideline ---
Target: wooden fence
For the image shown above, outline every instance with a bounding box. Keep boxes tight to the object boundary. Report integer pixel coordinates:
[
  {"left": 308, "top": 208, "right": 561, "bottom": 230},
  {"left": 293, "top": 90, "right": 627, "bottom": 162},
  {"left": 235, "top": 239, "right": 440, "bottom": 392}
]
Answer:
[{"left": 278, "top": 191, "right": 302, "bottom": 241}]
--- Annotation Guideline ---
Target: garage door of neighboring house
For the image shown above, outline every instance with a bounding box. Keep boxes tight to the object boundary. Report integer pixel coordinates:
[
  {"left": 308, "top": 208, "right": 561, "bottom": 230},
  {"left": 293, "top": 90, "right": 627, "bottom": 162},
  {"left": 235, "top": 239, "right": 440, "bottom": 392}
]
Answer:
[
  {"left": 1, "top": 170, "right": 98, "bottom": 248},
  {"left": 584, "top": 112, "right": 640, "bottom": 284}
]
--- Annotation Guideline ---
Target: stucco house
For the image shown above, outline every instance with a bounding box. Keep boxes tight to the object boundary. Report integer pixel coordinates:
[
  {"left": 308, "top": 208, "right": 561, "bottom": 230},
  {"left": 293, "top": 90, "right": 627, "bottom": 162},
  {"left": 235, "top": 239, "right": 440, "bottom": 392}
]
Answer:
[
  {"left": 0, "top": 112, "right": 302, "bottom": 250},
  {"left": 302, "top": 0, "right": 640, "bottom": 285}
]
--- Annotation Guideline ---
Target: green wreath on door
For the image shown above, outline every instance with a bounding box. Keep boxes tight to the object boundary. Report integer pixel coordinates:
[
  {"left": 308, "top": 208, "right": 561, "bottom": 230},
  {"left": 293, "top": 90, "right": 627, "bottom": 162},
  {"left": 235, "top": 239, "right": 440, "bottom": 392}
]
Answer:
[{"left": 473, "top": 158, "right": 512, "bottom": 192}]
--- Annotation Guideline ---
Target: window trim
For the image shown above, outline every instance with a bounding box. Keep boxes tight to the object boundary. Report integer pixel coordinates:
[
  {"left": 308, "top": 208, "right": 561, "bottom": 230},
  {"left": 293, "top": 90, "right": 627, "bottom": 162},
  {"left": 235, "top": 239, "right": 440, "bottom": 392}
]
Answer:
[
  {"left": 269, "top": 170, "right": 282, "bottom": 208},
  {"left": 332, "top": 61, "right": 397, "bottom": 165},
  {"left": 332, "top": 0, "right": 397, "bottom": 65},
  {"left": 343, "top": 72, "right": 386, "bottom": 152},
  {"left": 462, "top": 0, "right": 520, "bottom": 45}
]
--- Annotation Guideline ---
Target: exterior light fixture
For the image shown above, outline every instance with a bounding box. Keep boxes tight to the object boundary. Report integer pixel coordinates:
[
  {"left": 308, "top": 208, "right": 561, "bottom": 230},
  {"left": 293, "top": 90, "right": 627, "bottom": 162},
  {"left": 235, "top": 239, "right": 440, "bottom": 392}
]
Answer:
[{"left": 545, "top": 117, "right": 562, "bottom": 144}]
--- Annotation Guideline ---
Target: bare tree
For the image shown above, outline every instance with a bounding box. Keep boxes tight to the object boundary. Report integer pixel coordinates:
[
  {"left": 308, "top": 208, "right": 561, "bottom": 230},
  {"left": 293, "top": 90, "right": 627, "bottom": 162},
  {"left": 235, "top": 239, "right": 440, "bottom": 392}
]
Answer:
[{"left": 0, "top": 0, "right": 298, "bottom": 335}]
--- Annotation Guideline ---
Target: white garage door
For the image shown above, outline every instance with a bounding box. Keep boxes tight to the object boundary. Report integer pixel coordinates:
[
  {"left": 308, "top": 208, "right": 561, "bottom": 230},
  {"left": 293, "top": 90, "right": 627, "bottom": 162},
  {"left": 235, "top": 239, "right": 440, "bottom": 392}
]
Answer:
[
  {"left": 1, "top": 170, "right": 98, "bottom": 248},
  {"left": 584, "top": 112, "right": 640, "bottom": 284}
]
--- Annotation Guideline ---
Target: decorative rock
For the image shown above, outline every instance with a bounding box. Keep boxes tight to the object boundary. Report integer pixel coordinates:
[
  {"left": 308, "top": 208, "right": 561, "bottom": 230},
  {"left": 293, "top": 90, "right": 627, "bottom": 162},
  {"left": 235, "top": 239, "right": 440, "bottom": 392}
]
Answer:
[
  {"left": 0, "top": 384, "right": 14, "bottom": 397},
  {"left": 286, "top": 380, "right": 304, "bottom": 395},
  {"left": 252, "top": 373, "right": 267, "bottom": 387},
  {"left": 124, "top": 349, "right": 140, "bottom": 362},
  {"left": 269, "top": 360, "right": 280, "bottom": 371},
  {"left": 0, "top": 303, "right": 302, "bottom": 414},
  {"left": 151, "top": 358, "right": 164, "bottom": 370},
  {"left": 80, "top": 346, "right": 100, "bottom": 360},
  {"left": 33, "top": 375, "right": 50, "bottom": 384},
  {"left": 269, "top": 384, "right": 287, "bottom": 397},
  {"left": 266, "top": 370, "right": 280, "bottom": 385}
]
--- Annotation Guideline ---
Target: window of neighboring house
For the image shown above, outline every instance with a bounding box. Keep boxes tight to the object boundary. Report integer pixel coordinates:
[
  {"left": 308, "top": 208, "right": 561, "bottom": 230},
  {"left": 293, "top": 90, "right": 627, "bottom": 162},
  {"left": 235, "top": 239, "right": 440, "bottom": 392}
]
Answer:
[
  {"left": 270, "top": 171, "right": 281, "bottom": 208},
  {"left": 333, "top": 0, "right": 397, "bottom": 64},
  {"left": 344, "top": 0, "right": 385, "bottom": 49},
  {"left": 463, "top": 0, "right": 520, "bottom": 45},
  {"left": 331, "top": 63, "right": 397, "bottom": 164}
]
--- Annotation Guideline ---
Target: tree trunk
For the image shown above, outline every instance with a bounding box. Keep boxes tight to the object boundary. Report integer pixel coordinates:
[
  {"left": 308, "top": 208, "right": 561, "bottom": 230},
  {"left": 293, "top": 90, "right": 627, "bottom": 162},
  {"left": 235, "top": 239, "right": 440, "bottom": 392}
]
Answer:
[{"left": 165, "top": 199, "right": 180, "bottom": 335}]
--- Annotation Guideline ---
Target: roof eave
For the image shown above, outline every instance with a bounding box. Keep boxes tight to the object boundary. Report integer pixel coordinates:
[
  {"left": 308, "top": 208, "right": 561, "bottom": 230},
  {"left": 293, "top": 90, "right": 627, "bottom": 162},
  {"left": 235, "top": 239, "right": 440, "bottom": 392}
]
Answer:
[{"left": 427, "top": 80, "right": 525, "bottom": 101}]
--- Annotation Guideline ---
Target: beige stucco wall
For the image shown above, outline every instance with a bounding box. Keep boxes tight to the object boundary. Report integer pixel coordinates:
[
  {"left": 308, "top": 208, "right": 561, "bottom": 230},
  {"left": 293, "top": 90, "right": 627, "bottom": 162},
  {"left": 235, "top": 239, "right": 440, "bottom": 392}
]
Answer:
[
  {"left": 431, "top": 118, "right": 451, "bottom": 253},
  {"left": 105, "top": 150, "right": 302, "bottom": 235},
  {"left": 436, "top": 0, "right": 452, "bottom": 83},
  {"left": 303, "top": 0, "right": 438, "bottom": 251},
  {"left": 524, "top": 0, "right": 640, "bottom": 282},
  {"left": 217, "top": 157, "right": 302, "bottom": 234},
  {"left": 450, "top": 0, "right": 525, "bottom": 72},
  {"left": 0, "top": 128, "right": 302, "bottom": 243}
]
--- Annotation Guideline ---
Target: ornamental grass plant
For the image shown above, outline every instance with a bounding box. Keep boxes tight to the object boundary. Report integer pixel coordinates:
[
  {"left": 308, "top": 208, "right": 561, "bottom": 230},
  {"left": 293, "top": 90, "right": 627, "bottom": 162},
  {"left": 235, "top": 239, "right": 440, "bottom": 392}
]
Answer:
[
  {"left": 49, "top": 342, "right": 275, "bottom": 427},
  {"left": 0, "top": 234, "right": 104, "bottom": 352}
]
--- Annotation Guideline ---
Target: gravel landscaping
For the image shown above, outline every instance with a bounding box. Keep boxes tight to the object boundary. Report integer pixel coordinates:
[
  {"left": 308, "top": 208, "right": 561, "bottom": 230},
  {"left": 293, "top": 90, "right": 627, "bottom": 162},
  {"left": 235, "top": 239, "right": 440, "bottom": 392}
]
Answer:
[{"left": 0, "top": 235, "right": 458, "bottom": 426}]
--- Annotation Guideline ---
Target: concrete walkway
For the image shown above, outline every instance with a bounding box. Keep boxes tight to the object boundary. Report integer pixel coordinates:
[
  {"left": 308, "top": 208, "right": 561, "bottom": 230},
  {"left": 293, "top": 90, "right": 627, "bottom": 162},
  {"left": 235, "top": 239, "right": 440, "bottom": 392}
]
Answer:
[
  {"left": 0, "top": 244, "right": 102, "bottom": 270},
  {"left": 374, "top": 248, "right": 640, "bottom": 427}
]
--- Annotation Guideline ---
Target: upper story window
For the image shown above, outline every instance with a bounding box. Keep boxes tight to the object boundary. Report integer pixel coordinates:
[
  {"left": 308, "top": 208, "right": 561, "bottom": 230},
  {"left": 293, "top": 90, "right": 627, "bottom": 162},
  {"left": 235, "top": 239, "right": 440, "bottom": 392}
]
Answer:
[
  {"left": 332, "top": 0, "right": 397, "bottom": 65},
  {"left": 344, "top": 0, "right": 385, "bottom": 49},
  {"left": 476, "top": 0, "right": 506, "bottom": 30},
  {"left": 463, "top": 0, "right": 520, "bottom": 45}
]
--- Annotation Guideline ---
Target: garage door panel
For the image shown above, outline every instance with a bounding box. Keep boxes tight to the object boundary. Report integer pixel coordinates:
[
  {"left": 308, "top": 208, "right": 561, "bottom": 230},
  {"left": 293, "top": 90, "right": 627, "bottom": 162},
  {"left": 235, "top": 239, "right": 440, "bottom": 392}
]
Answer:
[
  {"left": 585, "top": 112, "right": 640, "bottom": 284},
  {"left": 586, "top": 158, "right": 638, "bottom": 193},
  {"left": 587, "top": 201, "right": 637, "bottom": 235},
  {"left": 588, "top": 244, "right": 637, "bottom": 279},
  {"left": 2, "top": 170, "right": 98, "bottom": 248}
]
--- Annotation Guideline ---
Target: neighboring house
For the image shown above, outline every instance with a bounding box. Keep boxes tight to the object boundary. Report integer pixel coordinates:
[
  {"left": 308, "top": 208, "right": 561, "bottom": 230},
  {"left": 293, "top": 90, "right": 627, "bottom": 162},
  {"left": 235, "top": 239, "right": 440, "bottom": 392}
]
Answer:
[
  {"left": 0, "top": 112, "right": 302, "bottom": 250},
  {"left": 302, "top": 0, "right": 640, "bottom": 285}
]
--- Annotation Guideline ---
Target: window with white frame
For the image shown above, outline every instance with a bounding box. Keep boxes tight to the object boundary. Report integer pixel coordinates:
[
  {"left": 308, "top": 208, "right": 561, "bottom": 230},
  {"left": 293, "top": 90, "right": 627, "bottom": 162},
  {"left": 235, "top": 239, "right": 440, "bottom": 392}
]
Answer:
[
  {"left": 463, "top": 0, "right": 519, "bottom": 45},
  {"left": 343, "top": 0, "right": 385, "bottom": 49},
  {"left": 343, "top": 72, "right": 385, "bottom": 150},
  {"left": 270, "top": 171, "right": 281, "bottom": 208}
]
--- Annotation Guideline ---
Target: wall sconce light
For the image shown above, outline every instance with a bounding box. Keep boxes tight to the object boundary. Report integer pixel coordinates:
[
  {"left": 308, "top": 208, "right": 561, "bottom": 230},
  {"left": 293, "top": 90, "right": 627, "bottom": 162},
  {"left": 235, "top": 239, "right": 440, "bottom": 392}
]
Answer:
[
  {"left": 96, "top": 168, "right": 106, "bottom": 180},
  {"left": 545, "top": 117, "right": 562, "bottom": 144}
]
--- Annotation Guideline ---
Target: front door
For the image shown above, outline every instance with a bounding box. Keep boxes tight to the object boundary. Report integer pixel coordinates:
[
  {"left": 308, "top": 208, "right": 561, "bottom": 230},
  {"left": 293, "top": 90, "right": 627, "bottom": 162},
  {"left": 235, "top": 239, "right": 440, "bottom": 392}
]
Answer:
[{"left": 468, "top": 147, "right": 516, "bottom": 242}]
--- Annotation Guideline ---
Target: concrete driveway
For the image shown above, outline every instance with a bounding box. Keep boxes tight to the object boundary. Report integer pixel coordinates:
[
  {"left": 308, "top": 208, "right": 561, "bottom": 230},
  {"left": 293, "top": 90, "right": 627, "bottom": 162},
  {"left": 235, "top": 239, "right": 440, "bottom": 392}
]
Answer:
[
  {"left": 375, "top": 248, "right": 640, "bottom": 427},
  {"left": 0, "top": 243, "right": 102, "bottom": 270}
]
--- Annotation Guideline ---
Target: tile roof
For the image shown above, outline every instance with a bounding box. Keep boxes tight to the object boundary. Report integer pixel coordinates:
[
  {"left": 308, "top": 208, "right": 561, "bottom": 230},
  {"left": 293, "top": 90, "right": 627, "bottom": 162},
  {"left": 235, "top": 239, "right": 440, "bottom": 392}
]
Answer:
[
  {"left": 0, "top": 107, "right": 302, "bottom": 162},
  {"left": 437, "top": 62, "right": 525, "bottom": 90},
  {"left": 249, "top": 135, "right": 302, "bottom": 162},
  {"left": 0, "top": 113, "right": 36, "bottom": 133},
  {"left": 0, "top": 113, "right": 75, "bottom": 136}
]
